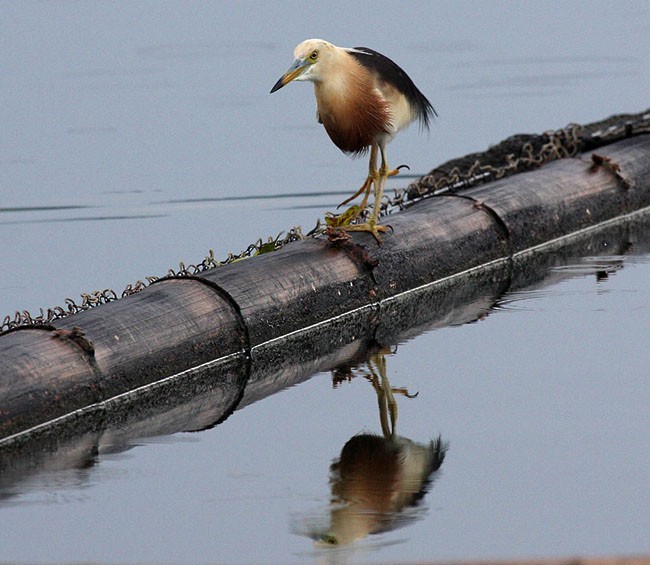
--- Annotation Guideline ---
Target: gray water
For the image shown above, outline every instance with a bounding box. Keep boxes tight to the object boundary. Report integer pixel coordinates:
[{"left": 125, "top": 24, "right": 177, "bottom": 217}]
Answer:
[{"left": 1, "top": 2, "right": 650, "bottom": 563}]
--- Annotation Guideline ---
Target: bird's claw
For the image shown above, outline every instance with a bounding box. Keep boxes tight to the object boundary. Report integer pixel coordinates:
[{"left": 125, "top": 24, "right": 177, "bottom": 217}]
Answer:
[
  {"left": 391, "top": 387, "right": 419, "bottom": 399},
  {"left": 387, "top": 164, "right": 410, "bottom": 177}
]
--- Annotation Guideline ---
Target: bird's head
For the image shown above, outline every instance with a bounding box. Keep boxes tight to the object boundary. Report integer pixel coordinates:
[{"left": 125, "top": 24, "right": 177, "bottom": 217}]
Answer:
[{"left": 270, "top": 38, "right": 335, "bottom": 93}]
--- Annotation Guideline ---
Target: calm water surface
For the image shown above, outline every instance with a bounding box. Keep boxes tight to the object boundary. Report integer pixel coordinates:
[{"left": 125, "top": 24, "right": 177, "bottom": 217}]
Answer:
[{"left": 1, "top": 2, "right": 649, "bottom": 563}]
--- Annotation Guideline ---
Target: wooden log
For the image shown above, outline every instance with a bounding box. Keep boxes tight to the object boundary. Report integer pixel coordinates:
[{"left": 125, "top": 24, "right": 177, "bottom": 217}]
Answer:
[
  {"left": 1, "top": 134, "right": 649, "bottom": 443},
  {"left": 1, "top": 213, "right": 648, "bottom": 482},
  {"left": 0, "top": 278, "right": 248, "bottom": 441},
  {"left": 0, "top": 327, "right": 103, "bottom": 440}
]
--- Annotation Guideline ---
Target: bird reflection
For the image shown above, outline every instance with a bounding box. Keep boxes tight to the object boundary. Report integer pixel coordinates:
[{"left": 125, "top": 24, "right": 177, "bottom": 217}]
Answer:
[{"left": 315, "top": 350, "right": 447, "bottom": 546}]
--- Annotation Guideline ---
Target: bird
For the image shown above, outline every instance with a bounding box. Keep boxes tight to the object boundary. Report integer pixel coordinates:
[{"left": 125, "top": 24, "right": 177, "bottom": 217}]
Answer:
[{"left": 270, "top": 39, "right": 436, "bottom": 243}]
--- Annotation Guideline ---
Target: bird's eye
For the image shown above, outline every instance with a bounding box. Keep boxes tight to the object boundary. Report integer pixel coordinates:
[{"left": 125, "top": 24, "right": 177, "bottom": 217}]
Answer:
[{"left": 309, "top": 50, "right": 318, "bottom": 61}]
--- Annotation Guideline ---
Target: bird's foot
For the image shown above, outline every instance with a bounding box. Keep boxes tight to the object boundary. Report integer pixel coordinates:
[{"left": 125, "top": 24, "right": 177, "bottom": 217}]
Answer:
[{"left": 341, "top": 219, "right": 389, "bottom": 245}]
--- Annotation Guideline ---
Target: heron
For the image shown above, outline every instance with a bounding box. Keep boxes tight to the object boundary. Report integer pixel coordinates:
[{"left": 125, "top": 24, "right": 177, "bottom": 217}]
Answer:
[{"left": 270, "top": 39, "right": 436, "bottom": 243}]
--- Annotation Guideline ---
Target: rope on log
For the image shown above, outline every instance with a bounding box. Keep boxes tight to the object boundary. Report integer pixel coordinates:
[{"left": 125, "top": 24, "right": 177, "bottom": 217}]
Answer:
[{"left": 402, "top": 107, "right": 650, "bottom": 201}]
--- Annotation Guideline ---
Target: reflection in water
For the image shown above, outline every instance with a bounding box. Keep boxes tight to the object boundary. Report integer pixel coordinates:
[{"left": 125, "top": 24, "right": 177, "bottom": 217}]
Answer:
[
  {"left": 495, "top": 254, "right": 629, "bottom": 312},
  {"left": 310, "top": 349, "right": 447, "bottom": 547}
]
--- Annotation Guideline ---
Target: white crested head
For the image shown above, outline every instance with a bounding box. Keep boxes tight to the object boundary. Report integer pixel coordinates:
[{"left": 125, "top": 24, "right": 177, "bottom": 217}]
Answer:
[{"left": 290, "top": 38, "right": 342, "bottom": 82}]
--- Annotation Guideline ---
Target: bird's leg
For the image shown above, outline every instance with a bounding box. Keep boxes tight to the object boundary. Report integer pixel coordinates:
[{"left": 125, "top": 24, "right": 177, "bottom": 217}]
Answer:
[
  {"left": 363, "top": 350, "right": 419, "bottom": 440},
  {"left": 337, "top": 145, "right": 378, "bottom": 212},
  {"left": 376, "top": 354, "right": 398, "bottom": 440},
  {"left": 337, "top": 176, "right": 373, "bottom": 209},
  {"left": 339, "top": 146, "right": 389, "bottom": 243},
  {"left": 367, "top": 145, "right": 396, "bottom": 234},
  {"left": 369, "top": 156, "right": 389, "bottom": 227},
  {"left": 363, "top": 354, "right": 393, "bottom": 439}
]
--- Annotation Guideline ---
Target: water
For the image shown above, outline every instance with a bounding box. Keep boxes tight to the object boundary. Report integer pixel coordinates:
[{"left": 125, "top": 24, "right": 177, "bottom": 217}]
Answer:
[{"left": 1, "top": 2, "right": 650, "bottom": 563}]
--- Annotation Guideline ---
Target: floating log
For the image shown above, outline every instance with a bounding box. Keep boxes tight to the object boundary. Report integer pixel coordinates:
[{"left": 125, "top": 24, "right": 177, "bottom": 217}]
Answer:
[
  {"left": 1, "top": 213, "right": 649, "bottom": 488},
  {"left": 1, "top": 117, "right": 649, "bottom": 445}
]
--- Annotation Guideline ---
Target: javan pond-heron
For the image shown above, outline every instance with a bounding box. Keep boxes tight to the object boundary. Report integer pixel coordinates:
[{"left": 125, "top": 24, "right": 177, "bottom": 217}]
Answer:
[{"left": 271, "top": 39, "right": 436, "bottom": 243}]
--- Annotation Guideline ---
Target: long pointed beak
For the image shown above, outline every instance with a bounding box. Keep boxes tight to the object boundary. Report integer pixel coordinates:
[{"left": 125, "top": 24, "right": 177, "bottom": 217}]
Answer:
[{"left": 270, "top": 58, "right": 309, "bottom": 93}]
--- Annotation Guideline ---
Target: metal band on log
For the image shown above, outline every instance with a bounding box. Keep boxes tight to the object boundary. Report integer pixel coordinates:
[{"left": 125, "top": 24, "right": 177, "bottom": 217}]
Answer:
[{"left": 1, "top": 133, "right": 649, "bottom": 444}]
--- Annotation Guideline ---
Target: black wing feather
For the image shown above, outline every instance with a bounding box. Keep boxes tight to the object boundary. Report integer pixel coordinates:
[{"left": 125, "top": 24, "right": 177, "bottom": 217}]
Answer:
[{"left": 348, "top": 47, "right": 437, "bottom": 130}]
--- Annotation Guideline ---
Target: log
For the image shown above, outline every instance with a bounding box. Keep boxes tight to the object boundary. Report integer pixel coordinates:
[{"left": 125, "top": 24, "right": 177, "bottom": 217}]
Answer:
[
  {"left": 1, "top": 131, "right": 649, "bottom": 445},
  {"left": 1, "top": 213, "right": 649, "bottom": 486}
]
